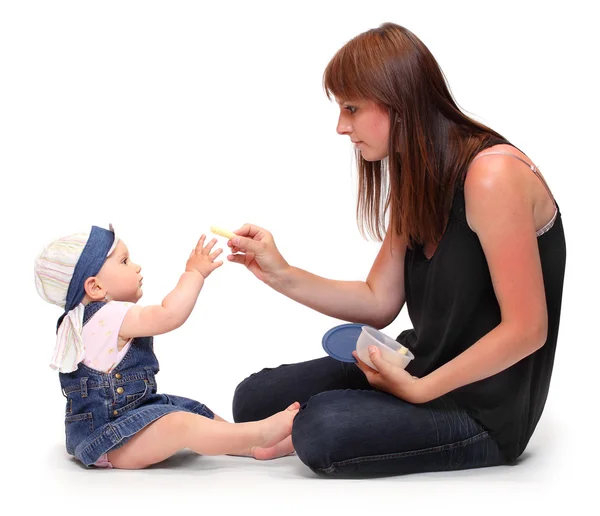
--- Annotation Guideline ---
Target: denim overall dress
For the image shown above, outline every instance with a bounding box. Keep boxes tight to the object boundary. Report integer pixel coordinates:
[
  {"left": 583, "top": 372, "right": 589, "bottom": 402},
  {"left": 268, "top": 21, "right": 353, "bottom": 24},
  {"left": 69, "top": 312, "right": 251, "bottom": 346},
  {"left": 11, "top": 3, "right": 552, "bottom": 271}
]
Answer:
[{"left": 59, "top": 302, "right": 214, "bottom": 466}]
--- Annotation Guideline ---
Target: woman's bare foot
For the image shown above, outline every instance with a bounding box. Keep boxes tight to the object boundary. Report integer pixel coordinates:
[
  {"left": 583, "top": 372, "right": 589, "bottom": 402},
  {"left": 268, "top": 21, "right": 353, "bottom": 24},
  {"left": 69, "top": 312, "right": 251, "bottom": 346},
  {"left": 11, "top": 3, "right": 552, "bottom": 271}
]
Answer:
[{"left": 250, "top": 402, "right": 300, "bottom": 460}]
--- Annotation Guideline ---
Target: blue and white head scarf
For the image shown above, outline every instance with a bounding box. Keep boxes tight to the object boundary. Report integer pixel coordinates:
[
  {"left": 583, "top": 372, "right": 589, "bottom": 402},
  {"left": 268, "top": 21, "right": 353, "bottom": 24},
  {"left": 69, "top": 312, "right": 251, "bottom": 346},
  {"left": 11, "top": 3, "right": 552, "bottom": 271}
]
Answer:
[{"left": 34, "top": 225, "right": 118, "bottom": 373}]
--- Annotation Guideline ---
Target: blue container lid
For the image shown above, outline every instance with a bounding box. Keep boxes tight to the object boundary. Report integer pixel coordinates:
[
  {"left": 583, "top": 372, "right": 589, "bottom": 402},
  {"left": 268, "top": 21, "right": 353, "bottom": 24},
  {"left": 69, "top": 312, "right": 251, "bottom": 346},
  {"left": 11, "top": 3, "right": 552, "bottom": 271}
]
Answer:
[{"left": 321, "top": 323, "right": 364, "bottom": 363}]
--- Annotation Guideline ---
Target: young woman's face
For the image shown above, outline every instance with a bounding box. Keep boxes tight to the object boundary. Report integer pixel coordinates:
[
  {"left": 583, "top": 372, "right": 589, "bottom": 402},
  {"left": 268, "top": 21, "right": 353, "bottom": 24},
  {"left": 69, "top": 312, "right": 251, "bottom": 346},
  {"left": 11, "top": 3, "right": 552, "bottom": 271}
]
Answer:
[{"left": 335, "top": 98, "right": 390, "bottom": 161}]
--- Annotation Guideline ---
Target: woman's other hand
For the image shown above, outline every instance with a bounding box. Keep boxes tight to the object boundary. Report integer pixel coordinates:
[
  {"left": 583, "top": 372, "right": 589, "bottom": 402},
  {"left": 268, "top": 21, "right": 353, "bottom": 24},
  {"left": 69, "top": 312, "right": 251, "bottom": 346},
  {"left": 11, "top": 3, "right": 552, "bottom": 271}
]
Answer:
[{"left": 353, "top": 347, "right": 431, "bottom": 404}]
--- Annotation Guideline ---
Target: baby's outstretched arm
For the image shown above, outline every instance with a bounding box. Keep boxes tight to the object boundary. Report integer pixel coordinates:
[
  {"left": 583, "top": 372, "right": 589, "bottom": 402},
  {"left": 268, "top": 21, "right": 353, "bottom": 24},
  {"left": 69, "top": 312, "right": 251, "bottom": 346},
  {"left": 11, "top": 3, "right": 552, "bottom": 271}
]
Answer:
[{"left": 119, "top": 235, "right": 222, "bottom": 339}]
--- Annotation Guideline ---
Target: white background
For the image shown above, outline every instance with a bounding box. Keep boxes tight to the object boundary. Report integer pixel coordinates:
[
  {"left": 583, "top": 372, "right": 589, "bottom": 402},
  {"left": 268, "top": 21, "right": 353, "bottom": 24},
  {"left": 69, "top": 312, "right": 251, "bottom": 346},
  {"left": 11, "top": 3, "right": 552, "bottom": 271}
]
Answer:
[{"left": 1, "top": 0, "right": 598, "bottom": 513}]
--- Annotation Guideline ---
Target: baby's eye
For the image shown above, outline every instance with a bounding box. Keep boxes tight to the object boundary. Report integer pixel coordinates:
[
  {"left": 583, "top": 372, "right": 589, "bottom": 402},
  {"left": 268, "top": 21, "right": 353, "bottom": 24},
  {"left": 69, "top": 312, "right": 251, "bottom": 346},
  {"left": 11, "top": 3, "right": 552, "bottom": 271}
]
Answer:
[{"left": 122, "top": 258, "right": 128, "bottom": 264}]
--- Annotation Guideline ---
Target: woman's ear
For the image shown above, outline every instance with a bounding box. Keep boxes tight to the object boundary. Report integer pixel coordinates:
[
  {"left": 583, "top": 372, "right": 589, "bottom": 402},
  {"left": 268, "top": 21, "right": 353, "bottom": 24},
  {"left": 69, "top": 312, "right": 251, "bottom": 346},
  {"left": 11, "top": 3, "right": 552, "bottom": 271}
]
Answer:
[{"left": 83, "top": 276, "right": 106, "bottom": 301}]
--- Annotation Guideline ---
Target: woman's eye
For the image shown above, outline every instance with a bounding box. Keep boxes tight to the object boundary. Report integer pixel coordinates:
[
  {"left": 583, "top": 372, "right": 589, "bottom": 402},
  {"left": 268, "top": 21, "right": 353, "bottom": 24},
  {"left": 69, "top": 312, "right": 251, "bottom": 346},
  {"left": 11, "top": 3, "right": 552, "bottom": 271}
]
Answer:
[{"left": 345, "top": 106, "right": 357, "bottom": 114}]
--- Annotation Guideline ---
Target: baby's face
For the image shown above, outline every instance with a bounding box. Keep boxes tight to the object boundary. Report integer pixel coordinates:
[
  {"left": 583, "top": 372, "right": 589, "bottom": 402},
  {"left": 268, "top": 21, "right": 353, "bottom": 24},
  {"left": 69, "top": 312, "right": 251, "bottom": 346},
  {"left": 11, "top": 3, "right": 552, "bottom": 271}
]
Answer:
[{"left": 96, "top": 240, "right": 143, "bottom": 303}]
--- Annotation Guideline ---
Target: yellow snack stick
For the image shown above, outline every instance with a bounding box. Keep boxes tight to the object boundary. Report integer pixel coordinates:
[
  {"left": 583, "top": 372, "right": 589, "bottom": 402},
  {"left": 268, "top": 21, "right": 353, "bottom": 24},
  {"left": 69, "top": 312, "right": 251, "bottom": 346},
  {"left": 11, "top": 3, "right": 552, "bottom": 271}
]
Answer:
[
  {"left": 210, "top": 225, "right": 236, "bottom": 240},
  {"left": 398, "top": 346, "right": 408, "bottom": 355}
]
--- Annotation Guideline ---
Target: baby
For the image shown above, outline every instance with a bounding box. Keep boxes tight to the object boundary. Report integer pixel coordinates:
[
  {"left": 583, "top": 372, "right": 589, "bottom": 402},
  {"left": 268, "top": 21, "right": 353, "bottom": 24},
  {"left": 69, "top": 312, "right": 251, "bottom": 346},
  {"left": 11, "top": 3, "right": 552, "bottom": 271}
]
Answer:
[{"left": 34, "top": 224, "right": 298, "bottom": 469}]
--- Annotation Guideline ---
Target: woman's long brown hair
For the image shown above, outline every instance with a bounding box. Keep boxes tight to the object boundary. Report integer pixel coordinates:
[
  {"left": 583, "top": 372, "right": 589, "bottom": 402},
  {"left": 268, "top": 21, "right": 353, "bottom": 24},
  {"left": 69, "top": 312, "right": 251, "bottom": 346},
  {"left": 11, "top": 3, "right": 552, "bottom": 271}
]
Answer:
[{"left": 323, "top": 23, "right": 507, "bottom": 247}]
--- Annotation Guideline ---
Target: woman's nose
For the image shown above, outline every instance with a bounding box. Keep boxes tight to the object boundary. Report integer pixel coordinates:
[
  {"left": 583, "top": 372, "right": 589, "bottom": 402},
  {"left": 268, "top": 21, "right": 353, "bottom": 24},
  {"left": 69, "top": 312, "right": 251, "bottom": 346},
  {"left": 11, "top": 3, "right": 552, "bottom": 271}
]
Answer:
[{"left": 336, "top": 114, "right": 351, "bottom": 135}]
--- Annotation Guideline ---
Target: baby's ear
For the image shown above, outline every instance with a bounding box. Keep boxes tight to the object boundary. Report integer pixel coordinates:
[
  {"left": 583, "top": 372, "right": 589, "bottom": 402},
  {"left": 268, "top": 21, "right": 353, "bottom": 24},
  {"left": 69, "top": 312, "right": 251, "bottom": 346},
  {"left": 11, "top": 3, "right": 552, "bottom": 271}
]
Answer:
[{"left": 84, "top": 276, "right": 105, "bottom": 301}]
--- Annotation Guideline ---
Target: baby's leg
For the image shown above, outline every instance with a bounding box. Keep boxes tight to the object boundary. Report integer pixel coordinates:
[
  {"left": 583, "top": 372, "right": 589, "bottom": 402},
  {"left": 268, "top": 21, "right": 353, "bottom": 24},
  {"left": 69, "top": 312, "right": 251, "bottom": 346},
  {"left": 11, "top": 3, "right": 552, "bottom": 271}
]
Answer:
[
  {"left": 212, "top": 413, "right": 295, "bottom": 459},
  {"left": 107, "top": 402, "right": 299, "bottom": 469}
]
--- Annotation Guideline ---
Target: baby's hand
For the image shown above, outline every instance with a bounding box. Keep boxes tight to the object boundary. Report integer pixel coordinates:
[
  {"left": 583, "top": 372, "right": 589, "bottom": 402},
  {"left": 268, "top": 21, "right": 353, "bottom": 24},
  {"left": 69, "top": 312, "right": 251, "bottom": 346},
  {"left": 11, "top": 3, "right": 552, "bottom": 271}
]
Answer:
[{"left": 186, "top": 235, "right": 223, "bottom": 278}]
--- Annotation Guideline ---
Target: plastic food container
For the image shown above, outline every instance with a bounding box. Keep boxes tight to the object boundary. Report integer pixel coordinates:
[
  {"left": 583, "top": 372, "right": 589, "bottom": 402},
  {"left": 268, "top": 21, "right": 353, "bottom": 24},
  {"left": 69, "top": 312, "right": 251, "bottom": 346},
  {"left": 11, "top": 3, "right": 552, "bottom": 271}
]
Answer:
[{"left": 356, "top": 326, "right": 414, "bottom": 371}]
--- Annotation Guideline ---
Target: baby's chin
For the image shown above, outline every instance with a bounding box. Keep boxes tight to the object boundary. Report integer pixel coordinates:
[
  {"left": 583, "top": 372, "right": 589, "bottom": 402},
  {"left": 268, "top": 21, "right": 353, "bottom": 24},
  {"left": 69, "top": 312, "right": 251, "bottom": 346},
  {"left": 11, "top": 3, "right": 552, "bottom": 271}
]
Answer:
[{"left": 123, "top": 290, "right": 143, "bottom": 304}]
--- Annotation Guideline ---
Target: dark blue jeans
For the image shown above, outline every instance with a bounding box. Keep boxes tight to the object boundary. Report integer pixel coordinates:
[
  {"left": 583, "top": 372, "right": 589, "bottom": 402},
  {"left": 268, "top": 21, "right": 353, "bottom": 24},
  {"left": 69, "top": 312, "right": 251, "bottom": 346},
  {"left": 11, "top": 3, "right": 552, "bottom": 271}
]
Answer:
[{"left": 233, "top": 357, "right": 505, "bottom": 477}]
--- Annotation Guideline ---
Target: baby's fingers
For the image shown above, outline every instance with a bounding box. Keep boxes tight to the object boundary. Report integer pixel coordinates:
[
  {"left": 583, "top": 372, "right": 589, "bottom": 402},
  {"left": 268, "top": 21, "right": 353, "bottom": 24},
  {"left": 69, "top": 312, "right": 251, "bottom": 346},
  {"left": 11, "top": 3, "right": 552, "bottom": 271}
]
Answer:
[
  {"left": 209, "top": 248, "right": 223, "bottom": 261},
  {"left": 195, "top": 234, "right": 207, "bottom": 252},
  {"left": 205, "top": 260, "right": 223, "bottom": 276},
  {"left": 202, "top": 238, "right": 218, "bottom": 254}
]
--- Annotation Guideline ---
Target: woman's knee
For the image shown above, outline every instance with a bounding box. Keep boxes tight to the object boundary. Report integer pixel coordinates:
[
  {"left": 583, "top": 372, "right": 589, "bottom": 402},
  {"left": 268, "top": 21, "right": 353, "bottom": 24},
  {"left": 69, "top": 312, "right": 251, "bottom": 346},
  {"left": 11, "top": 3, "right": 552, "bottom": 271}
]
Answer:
[
  {"left": 291, "top": 392, "right": 353, "bottom": 475},
  {"left": 232, "top": 368, "right": 271, "bottom": 422}
]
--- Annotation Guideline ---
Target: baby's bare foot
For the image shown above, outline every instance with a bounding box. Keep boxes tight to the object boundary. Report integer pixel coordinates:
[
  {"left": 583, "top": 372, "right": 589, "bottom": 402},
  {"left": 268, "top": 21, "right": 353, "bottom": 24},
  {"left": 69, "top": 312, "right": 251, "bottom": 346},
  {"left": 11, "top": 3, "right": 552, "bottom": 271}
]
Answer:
[
  {"left": 250, "top": 402, "right": 299, "bottom": 460},
  {"left": 252, "top": 435, "right": 295, "bottom": 460}
]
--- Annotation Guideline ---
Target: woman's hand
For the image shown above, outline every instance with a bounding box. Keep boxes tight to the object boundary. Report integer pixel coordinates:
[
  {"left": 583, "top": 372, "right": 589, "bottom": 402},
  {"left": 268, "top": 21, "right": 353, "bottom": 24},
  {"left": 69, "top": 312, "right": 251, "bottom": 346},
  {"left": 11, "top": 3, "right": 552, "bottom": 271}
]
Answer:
[
  {"left": 353, "top": 346, "right": 431, "bottom": 404},
  {"left": 227, "top": 223, "right": 290, "bottom": 285}
]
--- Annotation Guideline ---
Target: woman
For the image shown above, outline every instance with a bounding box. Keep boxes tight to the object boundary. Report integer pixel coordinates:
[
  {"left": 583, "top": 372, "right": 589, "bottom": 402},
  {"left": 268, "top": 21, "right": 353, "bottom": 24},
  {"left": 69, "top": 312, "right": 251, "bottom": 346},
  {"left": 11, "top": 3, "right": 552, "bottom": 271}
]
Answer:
[{"left": 227, "top": 23, "right": 566, "bottom": 477}]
